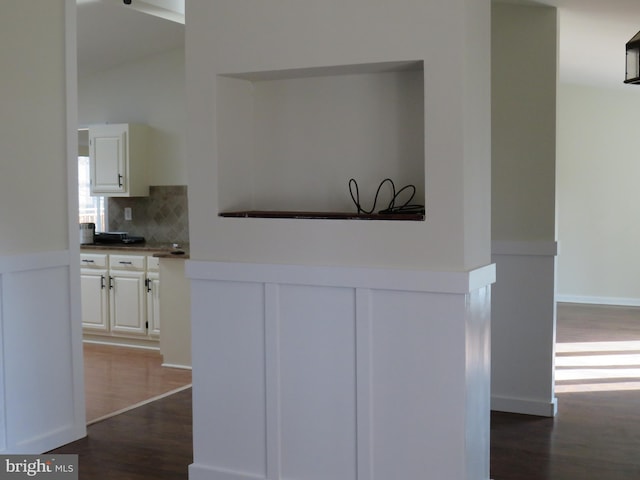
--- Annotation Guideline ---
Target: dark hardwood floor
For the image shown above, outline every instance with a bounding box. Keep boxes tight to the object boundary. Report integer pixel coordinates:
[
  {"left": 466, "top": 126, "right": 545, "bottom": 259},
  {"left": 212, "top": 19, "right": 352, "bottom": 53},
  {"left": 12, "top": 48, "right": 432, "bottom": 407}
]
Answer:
[
  {"left": 491, "top": 303, "right": 640, "bottom": 480},
  {"left": 52, "top": 388, "right": 192, "bottom": 480},
  {"left": 50, "top": 303, "right": 640, "bottom": 479}
]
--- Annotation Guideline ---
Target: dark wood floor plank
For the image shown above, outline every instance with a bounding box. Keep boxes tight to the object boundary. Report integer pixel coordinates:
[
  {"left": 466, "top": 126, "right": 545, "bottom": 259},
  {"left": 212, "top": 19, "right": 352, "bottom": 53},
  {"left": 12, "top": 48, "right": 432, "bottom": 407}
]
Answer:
[
  {"left": 491, "top": 303, "right": 640, "bottom": 480},
  {"left": 51, "top": 388, "right": 192, "bottom": 480}
]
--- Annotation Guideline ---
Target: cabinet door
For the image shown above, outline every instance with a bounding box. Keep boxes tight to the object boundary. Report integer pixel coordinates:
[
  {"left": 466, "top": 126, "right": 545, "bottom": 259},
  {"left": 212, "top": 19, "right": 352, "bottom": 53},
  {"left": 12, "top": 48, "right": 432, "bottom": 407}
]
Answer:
[
  {"left": 110, "top": 270, "right": 146, "bottom": 335},
  {"left": 80, "top": 269, "right": 109, "bottom": 331},
  {"left": 146, "top": 272, "right": 161, "bottom": 338},
  {"left": 90, "top": 125, "right": 126, "bottom": 194}
]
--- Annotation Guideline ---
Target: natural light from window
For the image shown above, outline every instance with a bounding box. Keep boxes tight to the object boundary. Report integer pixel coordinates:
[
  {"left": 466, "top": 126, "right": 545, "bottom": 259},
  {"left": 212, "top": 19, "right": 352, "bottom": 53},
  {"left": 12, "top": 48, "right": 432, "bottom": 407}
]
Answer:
[
  {"left": 78, "top": 155, "right": 106, "bottom": 232},
  {"left": 555, "top": 340, "right": 640, "bottom": 393}
]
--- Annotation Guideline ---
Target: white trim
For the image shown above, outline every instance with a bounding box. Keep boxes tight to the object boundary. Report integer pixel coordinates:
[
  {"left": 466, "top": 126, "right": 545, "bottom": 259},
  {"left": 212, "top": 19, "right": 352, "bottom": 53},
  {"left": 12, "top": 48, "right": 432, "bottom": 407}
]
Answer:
[
  {"left": 186, "top": 261, "right": 496, "bottom": 294},
  {"left": 491, "top": 395, "right": 558, "bottom": 418},
  {"left": 66, "top": 0, "right": 86, "bottom": 433},
  {"left": 0, "top": 273, "right": 5, "bottom": 452},
  {"left": 87, "top": 383, "right": 192, "bottom": 426},
  {"left": 82, "top": 339, "right": 161, "bottom": 351},
  {"left": 0, "top": 251, "right": 70, "bottom": 275},
  {"left": 355, "top": 288, "right": 373, "bottom": 480},
  {"left": 161, "top": 363, "right": 192, "bottom": 370},
  {"left": 188, "top": 464, "right": 269, "bottom": 480},
  {"left": 557, "top": 295, "right": 640, "bottom": 307},
  {"left": 492, "top": 240, "right": 558, "bottom": 257},
  {"left": 264, "top": 283, "right": 282, "bottom": 480}
]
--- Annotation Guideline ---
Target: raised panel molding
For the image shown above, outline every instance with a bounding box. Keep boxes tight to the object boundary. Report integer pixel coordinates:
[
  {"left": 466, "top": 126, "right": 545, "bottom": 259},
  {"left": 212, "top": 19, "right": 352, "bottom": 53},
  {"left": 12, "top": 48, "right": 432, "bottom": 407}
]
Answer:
[
  {"left": 188, "top": 261, "right": 494, "bottom": 480},
  {"left": 491, "top": 240, "right": 558, "bottom": 417},
  {"left": 0, "top": 274, "right": 5, "bottom": 453},
  {"left": 186, "top": 260, "right": 495, "bottom": 294},
  {"left": 0, "top": 250, "right": 70, "bottom": 274},
  {"left": 0, "top": 251, "right": 85, "bottom": 453}
]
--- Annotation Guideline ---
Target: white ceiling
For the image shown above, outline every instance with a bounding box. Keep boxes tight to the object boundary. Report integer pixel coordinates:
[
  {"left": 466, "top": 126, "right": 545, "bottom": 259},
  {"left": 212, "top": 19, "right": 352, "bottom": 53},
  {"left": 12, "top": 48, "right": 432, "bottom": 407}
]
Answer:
[
  {"left": 77, "top": 0, "right": 184, "bottom": 78},
  {"left": 77, "top": 0, "right": 640, "bottom": 90}
]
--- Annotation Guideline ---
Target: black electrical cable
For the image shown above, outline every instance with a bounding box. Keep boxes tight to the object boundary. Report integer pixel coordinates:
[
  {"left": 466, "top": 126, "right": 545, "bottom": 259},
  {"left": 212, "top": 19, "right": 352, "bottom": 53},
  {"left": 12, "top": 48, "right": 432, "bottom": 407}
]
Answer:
[{"left": 348, "top": 178, "right": 425, "bottom": 215}]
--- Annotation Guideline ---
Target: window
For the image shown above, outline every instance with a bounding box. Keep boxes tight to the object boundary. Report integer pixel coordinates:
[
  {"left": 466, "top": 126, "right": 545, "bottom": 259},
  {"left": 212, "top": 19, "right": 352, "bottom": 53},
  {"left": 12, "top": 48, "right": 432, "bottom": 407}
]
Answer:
[{"left": 78, "top": 156, "right": 106, "bottom": 231}]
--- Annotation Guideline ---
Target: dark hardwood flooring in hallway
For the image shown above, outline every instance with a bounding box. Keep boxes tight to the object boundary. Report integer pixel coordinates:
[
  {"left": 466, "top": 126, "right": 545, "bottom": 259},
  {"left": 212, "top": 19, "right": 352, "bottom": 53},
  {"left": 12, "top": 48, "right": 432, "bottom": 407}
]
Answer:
[
  {"left": 50, "top": 304, "right": 640, "bottom": 479},
  {"left": 491, "top": 303, "right": 640, "bottom": 480}
]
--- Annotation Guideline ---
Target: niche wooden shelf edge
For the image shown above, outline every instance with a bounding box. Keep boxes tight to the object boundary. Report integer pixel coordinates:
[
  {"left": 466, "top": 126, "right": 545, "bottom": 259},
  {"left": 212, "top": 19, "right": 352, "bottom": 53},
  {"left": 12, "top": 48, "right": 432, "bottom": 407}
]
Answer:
[{"left": 219, "top": 210, "right": 425, "bottom": 221}]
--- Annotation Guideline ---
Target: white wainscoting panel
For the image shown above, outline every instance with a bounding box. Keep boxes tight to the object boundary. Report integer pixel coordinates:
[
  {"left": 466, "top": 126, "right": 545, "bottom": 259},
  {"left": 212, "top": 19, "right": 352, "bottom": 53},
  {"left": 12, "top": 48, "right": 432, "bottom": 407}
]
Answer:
[
  {"left": 0, "top": 277, "right": 4, "bottom": 453},
  {"left": 0, "top": 251, "right": 86, "bottom": 453},
  {"left": 491, "top": 241, "right": 558, "bottom": 417},
  {"left": 188, "top": 261, "right": 495, "bottom": 480}
]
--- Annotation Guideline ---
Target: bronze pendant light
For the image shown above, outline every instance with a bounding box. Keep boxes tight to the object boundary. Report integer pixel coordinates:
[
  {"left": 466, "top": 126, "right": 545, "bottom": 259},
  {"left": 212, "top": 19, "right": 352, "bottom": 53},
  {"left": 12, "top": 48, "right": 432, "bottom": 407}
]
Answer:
[{"left": 625, "top": 31, "right": 640, "bottom": 84}]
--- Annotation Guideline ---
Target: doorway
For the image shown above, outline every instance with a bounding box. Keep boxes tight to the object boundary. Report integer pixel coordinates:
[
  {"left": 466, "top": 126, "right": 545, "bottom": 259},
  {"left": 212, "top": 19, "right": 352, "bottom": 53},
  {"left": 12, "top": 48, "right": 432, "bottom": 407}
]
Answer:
[{"left": 75, "top": 0, "right": 188, "bottom": 425}]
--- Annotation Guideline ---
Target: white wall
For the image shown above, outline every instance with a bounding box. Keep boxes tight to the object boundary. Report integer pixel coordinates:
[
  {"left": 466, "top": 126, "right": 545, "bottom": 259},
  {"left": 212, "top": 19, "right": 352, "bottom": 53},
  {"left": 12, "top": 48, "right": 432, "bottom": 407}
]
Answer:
[
  {"left": 492, "top": 3, "right": 557, "bottom": 242},
  {"left": 557, "top": 83, "right": 640, "bottom": 305},
  {"left": 186, "top": 0, "right": 494, "bottom": 478},
  {"left": 187, "top": 0, "right": 491, "bottom": 271},
  {"left": 0, "top": 0, "right": 86, "bottom": 452},
  {"left": 78, "top": 47, "right": 187, "bottom": 186},
  {"left": 0, "top": 8, "right": 68, "bottom": 255},
  {"left": 490, "top": 2, "right": 559, "bottom": 417}
]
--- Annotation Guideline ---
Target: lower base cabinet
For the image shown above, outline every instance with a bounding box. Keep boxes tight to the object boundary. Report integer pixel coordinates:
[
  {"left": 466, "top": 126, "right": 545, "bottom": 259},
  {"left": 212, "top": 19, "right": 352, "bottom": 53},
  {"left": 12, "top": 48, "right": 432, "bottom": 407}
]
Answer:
[
  {"left": 81, "top": 252, "right": 160, "bottom": 343},
  {"left": 80, "top": 256, "right": 109, "bottom": 331}
]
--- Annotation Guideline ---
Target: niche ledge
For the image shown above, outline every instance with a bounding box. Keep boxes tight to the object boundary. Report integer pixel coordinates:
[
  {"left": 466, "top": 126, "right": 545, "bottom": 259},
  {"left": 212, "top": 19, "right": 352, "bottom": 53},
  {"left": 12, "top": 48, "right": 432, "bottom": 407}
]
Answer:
[{"left": 219, "top": 210, "right": 425, "bottom": 221}]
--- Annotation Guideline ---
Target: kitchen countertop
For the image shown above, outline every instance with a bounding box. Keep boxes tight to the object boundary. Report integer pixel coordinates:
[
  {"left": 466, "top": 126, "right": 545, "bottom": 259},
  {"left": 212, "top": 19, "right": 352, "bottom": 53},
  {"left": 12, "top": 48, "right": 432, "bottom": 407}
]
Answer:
[{"left": 81, "top": 243, "right": 190, "bottom": 259}]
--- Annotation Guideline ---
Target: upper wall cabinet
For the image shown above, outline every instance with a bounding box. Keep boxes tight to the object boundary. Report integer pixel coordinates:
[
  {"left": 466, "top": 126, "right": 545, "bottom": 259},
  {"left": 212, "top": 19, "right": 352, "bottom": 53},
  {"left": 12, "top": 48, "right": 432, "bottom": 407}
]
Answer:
[{"left": 89, "top": 123, "right": 149, "bottom": 197}]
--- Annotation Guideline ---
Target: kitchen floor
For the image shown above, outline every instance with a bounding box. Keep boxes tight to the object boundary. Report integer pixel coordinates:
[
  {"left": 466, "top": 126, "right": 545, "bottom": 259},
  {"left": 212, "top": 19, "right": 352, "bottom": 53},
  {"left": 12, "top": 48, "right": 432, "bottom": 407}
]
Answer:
[{"left": 83, "top": 342, "right": 192, "bottom": 424}]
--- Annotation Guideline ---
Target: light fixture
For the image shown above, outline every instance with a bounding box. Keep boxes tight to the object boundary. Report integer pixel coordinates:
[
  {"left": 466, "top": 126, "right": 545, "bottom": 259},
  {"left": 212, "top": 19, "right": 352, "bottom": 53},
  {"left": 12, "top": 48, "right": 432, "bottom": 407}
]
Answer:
[{"left": 625, "top": 31, "right": 640, "bottom": 84}]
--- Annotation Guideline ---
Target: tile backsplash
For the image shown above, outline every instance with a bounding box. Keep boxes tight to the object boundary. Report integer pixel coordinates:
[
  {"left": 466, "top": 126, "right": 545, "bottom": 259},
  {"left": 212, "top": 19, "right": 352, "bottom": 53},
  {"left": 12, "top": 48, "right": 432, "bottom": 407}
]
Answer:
[{"left": 108, "top": 185, "right": 189, "bottom": 245}]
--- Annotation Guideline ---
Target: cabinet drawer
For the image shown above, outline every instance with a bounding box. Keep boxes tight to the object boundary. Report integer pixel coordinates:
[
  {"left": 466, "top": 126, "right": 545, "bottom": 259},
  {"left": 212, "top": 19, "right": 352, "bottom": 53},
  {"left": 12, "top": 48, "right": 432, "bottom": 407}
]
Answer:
[
  {"left": 80, "top": 253, "right": 108, "bottom": 268},
  {"left": 110, "top": 254, "right": 146, "bottom": 270},
  {"left": 147, "top": 256, "right": 160, "bottom": 271}
]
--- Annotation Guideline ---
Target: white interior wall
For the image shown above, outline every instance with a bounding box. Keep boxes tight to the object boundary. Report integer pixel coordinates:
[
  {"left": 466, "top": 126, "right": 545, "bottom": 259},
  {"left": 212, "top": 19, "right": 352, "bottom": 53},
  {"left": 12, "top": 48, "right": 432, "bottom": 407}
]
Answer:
[
  {"left": 186, "top": 1, "right": 494, "bottom": 478},
  {"left": 490, "top": 2, "right": 559, "bottom": 417},
  {"left": 556, "top": 83, "right": 640, "bottom": 305},
  {"left": 188, "top": 0, "right": 491, "bottom": 271},
  {"left": 0, "top": 6, "right": 69, "bottom": 254},
  {"left": 78, "top": 47, "right": 187, "bottom": 186},
  {"left": 0, "top": 0, "right": 86, "bottom": 453},
  {"left": 218, "top": 68, "right": 425, "bottom": 213}
]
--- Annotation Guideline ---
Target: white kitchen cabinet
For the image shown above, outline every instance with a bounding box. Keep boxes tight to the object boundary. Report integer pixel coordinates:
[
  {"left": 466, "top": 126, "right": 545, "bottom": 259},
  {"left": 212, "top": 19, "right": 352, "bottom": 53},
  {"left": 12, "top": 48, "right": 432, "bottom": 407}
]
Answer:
[
  {"left": 80, "top": 254, "right": 109, "bottom": 332},
  {"left": 110, "top": 270, "right": 147, "bottom": 336},
  {"left": 109, "top": 254, "right": 147, "bottom": 336},
  {"left": 146, "top": 257, "right": 161, "bottom": 338},
  {"left": 80, "top": 252, "right": 160, "bottom": 344},
  {"left": 89, "top": 123, "right": 149, "bottom": 197}
]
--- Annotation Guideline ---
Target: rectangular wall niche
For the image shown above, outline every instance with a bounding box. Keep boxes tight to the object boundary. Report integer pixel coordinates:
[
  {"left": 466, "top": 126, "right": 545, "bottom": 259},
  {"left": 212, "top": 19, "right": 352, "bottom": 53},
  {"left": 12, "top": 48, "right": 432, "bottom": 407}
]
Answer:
[{"left": 216, "top": 60, "right": 425, "bottom": 219}]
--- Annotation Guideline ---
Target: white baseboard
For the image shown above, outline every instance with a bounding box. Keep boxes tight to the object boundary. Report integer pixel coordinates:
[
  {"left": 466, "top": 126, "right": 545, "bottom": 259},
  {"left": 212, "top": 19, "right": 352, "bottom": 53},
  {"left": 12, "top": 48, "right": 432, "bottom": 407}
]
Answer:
[
  {"left": 161, "top": 362, "right": 192, "bottom": 370},
  {"left": 491, "top": 395, "right": 558, "bottom": 417},
  {"left": 83, "top": 338, "right": 160, "bottom": 351},
  {"left": 557, "top": 295, "right": 640, "bottom": 307}
]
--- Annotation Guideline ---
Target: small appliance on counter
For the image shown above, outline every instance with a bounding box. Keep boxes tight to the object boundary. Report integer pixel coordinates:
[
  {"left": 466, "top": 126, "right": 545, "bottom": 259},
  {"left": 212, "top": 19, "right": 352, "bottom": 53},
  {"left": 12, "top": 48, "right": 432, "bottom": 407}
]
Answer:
[
  {"left": 79, "top": 222, "right": 95, "bottom": 245},
  {"left": 93, "top": 231, "right": 145, "bottom": 244}
]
